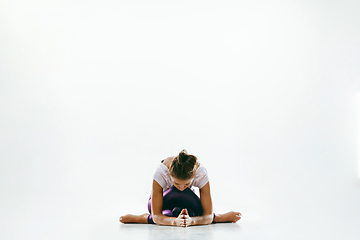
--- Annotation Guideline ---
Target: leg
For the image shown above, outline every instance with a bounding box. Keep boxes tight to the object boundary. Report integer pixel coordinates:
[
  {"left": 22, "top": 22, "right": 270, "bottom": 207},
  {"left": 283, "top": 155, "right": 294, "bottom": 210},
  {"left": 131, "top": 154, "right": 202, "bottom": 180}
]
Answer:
[
  {"left": 212, "top": 211, "right": 242, "bottom": 223},
  {"left": 121, "top": 194, "right": 173, "bottom": 224},
  {"left": 162, "top": 186, "right": 203, "bottom": 217},
  {"left": 147, "top": 186, "right": 204, "bottom": 224},
  {"left": 119, "top": 213, "right": 150, "bottom": 223}
]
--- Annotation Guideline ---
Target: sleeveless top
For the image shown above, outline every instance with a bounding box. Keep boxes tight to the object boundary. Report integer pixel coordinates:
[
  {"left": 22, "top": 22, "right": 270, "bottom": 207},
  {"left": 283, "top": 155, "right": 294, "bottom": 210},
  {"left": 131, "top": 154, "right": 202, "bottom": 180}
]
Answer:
[{"left": 152, "top": 161, "right": 209, "bottom": 191}]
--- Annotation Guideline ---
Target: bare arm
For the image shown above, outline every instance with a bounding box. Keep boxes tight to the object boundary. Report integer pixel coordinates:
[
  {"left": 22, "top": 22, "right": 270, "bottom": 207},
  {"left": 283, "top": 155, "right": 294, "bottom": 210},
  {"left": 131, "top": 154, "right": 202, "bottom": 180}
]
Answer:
[
  {"left": 151, "top": 180, "right": 185, "bottom": 226},
  {"left": 190, "top": 182, "right": 214, "bottom": 226}
]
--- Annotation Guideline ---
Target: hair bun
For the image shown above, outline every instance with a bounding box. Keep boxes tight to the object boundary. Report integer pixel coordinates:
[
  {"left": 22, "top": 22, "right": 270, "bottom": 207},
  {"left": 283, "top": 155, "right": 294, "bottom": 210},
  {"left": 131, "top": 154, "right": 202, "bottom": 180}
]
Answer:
[
  {"left": 169, "top": 149, "right": 197, "bottom": 180},
  {"left": 178, "top": 149, "right": 188, "bottom": 164},
  {"left": 179, "top": 149, "right": 188, "bottom": 155}
]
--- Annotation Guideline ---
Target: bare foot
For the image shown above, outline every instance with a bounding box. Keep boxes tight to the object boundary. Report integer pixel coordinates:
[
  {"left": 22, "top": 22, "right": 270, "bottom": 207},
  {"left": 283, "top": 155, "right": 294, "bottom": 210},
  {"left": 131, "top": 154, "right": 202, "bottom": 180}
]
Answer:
[
  {"left": 213, "top": 211, "right": 242, "bottom": 223},
  {"left": 119, "top": 213, "right": 149, "bottom": 224}
]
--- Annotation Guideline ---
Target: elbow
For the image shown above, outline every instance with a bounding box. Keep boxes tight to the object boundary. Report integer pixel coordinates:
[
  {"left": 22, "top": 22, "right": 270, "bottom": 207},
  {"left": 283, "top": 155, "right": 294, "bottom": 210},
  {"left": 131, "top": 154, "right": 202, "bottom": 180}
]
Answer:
[
  {"left": 197, "top": 213, "right": 213, "bottom": 225},
  {"left": 207, "top": 213, "right": 214, "bottom": 225},
  {"left": 152, "top": 214, "right": 161, "bottom": 225},
  {"left": 208, "top": 213, "right": 215, "bottom": 224}
]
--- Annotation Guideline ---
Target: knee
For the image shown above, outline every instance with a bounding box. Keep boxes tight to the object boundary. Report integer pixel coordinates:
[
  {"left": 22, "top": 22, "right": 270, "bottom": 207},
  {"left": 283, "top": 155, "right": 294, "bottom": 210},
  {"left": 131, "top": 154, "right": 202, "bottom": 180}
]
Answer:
[
  {"left": 162, "top": 209, "right": 173, "bottom": 217},
  {"left": 171, "top": 207, "right": 182, "bottom": 217}
]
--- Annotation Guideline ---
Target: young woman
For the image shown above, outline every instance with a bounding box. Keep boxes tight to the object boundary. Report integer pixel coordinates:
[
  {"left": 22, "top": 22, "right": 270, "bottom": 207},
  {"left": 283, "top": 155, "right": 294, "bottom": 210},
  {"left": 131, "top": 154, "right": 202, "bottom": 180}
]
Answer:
[{"left": 119, "top": 150, "right": 241, "bottom": 227}]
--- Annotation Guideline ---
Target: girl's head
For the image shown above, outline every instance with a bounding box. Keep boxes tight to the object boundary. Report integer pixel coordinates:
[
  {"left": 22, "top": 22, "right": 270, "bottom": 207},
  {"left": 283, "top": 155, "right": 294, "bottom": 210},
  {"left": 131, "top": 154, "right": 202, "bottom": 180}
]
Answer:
[{"left": 169, "top": 149, "right": 197, "bottom": 190}]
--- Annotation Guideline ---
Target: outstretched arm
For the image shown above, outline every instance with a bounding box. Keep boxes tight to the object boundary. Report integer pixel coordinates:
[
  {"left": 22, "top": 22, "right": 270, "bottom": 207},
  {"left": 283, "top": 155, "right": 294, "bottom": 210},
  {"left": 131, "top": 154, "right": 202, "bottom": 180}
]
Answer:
[
  {"left": 188, "top": 182, "right": 214, "bottom": 226},
  {"left": 151, "top": 180, "right": 185, "bottom": 226},
  {"left": 151, "top": 180, "right": 173, "bottom": 225}
]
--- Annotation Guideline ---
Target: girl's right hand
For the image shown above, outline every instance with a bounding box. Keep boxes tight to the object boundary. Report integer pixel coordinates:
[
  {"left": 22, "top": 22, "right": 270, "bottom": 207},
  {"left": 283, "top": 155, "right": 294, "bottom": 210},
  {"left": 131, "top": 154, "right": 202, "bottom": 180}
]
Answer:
[{"left": 174, "top": 209, "right": 187, "bottom": 227}]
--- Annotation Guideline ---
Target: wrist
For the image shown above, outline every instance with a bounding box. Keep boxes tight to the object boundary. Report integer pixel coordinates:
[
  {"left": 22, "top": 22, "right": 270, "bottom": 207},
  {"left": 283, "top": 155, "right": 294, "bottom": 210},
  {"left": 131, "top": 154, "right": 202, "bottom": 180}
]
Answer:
[{"left": 191, "top": 217, "right": 196, "bottom": 226}]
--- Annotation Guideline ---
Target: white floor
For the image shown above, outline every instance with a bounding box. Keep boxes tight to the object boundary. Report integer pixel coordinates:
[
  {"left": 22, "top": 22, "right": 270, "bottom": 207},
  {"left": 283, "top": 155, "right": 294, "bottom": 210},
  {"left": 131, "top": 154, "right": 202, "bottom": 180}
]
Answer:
[
  {"left": 2, "top": 177, "right": 360, "bottom": 240},
  {"left": 1, "top": 0, "right": 360, "bottom": 239},
  {"left": 119, "top": 223, "right": 241, "bottom": 240}
]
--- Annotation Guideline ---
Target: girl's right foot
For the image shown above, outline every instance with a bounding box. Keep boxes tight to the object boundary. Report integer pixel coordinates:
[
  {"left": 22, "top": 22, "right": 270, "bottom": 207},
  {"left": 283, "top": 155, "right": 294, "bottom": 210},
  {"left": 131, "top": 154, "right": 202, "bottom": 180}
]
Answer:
[{"left": 119, "top": 213, "right": 149, "bottom": 224}]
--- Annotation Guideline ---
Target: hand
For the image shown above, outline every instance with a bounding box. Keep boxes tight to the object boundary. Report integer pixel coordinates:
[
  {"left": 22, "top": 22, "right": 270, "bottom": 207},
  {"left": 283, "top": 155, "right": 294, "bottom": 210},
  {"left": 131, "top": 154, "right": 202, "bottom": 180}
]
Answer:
[
  {"left": 174, "top": 209, "right": 186, "bottom": 227},
  {"left": 180, "top": 209, "right": 193, "bottom": 227}
]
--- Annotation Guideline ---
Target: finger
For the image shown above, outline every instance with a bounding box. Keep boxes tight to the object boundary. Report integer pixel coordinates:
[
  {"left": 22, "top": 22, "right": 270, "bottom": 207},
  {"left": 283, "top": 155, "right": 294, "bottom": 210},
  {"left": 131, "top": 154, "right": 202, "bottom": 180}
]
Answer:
[
  {"left": 183, "top": 208, "right": 188, "bottom": 215},
  {"left": 181, "top": 220, "right": 186, "bottom": 227},
  {"left": 180, "top": 209, "right": 187, "bottom": 215},
  {"left": 178, "top": 209, "right": 185, "bottom": 217}
]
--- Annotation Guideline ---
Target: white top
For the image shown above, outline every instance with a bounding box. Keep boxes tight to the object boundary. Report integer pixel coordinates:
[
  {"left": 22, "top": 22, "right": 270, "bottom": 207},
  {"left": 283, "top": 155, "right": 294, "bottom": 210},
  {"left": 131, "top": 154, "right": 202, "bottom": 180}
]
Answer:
[{"left": 153, "top": 162, "right": 210, "bottom": 191}]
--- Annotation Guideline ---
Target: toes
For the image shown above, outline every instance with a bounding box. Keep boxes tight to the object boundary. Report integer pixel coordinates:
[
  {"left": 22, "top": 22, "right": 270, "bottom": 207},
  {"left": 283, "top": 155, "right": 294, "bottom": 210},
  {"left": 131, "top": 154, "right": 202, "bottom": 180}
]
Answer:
[
  {"left": 232, "top": 215, "right": 241, "bottom": 223},
  {"left": 119, "top": 216, "right": 127, "bottom": 223}
]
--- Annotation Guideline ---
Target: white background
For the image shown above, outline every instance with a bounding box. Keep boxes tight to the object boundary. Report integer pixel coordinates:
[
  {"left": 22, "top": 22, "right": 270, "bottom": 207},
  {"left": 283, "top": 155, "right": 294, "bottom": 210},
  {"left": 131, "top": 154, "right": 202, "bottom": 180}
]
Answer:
[{"left": 1, "top": 0, "right": 360, "bottom": 239}]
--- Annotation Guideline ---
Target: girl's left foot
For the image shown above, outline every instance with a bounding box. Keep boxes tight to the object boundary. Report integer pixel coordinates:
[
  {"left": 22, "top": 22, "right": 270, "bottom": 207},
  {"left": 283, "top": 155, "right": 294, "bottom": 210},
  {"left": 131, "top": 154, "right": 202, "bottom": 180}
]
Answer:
[
  {"left": 213, "top": 211, "right": 242, "bottom": 223},
  {"left": 119, "top": 213, "right": 149, "bottom": 224}
]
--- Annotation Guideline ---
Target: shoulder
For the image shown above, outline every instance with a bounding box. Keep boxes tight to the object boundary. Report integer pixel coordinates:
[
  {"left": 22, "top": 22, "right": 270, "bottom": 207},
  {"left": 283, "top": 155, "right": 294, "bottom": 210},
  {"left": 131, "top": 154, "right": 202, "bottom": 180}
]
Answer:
[
  {"left": 162, "top": 156, "right": 175, "bottom": 168},
  {"left": 193, "top": 163, "right": 209, "bottom": 189},
  {"left": 195, "top": 163, "right": 207, "bottom": 175}
]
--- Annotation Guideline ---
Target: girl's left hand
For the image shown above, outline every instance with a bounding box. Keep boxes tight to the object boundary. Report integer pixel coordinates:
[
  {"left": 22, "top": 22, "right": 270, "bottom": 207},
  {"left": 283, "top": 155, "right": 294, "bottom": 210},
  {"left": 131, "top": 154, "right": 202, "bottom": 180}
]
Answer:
[{"left": 180, "top": 209, "right": 193, "bottom": 227}]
